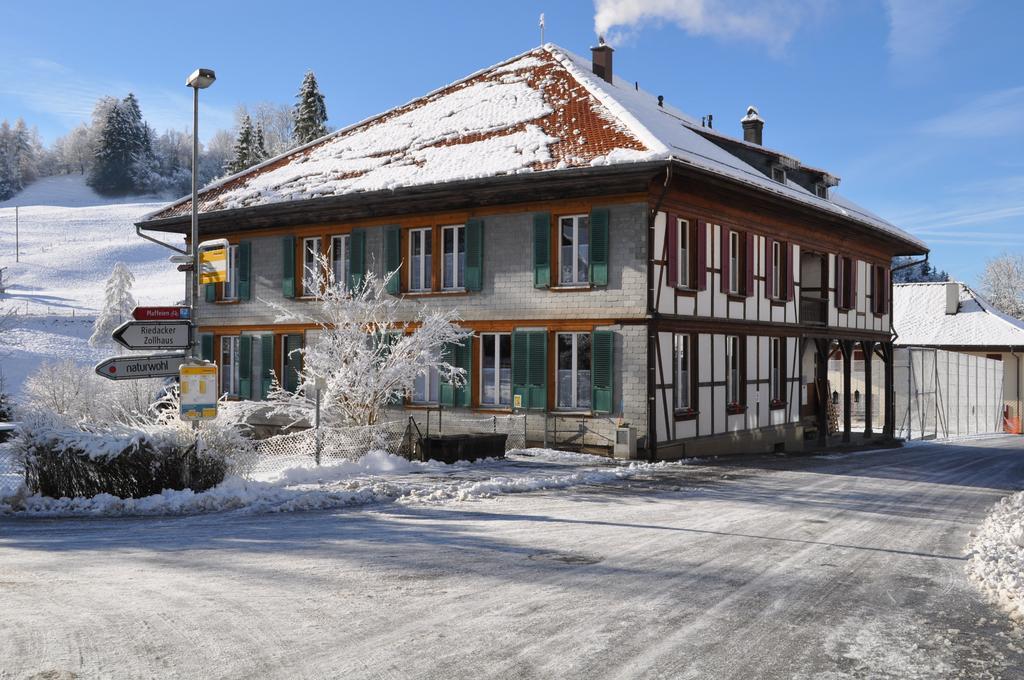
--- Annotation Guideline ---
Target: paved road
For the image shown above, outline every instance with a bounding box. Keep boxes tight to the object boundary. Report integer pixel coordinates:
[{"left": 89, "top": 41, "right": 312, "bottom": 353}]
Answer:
[{"left": 2, "top": 437, "right": 1024, "bottom": 679}]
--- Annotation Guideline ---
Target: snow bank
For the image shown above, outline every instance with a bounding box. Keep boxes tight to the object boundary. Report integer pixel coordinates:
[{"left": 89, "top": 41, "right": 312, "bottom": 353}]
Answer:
[
  {"left": 966, "top": 490, "right": 1024, "bottom": 621},
  {"left": 0, "top": 448, "right": 683, "bottom": 518}
]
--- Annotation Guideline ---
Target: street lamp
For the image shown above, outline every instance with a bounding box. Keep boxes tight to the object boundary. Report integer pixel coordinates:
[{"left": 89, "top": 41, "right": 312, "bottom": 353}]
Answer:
[{"left": 186, "top": 68, "right": 215, "bottom": 362}]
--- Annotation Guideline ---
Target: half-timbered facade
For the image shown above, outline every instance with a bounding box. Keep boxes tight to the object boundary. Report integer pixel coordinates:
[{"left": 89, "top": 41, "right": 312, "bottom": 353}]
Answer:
[{"left": 137, "top": 43, "right": 926, "bottom": 458}]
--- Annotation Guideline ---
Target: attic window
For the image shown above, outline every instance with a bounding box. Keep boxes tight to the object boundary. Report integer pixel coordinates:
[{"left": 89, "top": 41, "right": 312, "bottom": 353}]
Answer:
[
  {"left": 771, "top": 166, "right": 786, "bottom": 183},
  {"left": 815, "top": 183, "right": 829, "bottom": 200}
]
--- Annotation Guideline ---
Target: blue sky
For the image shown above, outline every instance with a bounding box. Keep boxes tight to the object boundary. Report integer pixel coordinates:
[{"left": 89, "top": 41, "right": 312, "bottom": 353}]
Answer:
[{"left": 1, "top": 0, "right": 1021, "bottom": 285}]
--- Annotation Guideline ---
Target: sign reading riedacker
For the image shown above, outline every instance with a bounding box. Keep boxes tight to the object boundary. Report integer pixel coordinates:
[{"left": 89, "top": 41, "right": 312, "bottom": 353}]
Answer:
[
  {"left": 112, "top": 320, "right": 192, "bottom": 350},
  {"left": 179, "top": 363, "right": 218, "bottom": 420},
  {"left": 95, "top": 353, "right": 188, "bottom": 381},
  {"left": 198, "top": 238, "right": 230, "bottom": 285}
]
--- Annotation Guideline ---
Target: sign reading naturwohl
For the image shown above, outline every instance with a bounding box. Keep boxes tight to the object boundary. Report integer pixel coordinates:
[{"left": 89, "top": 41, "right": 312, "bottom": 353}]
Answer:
[
  {"left": 198, "top": 238, "right": 230, "bottom": 285},
  {"left": 112, "top": 320, "right": 192, "bottom": 351},
  {"left": 179, "top": 362, "right": 218, "bottom": 420},
  {"left": 95, "top": 353, "right": 188, "bottom": 381}
]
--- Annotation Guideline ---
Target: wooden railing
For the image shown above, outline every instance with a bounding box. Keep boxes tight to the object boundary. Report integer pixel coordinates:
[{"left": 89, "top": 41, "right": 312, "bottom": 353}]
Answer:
[{"left": 800, "top": 296, "right": 828, "bottom": 326}]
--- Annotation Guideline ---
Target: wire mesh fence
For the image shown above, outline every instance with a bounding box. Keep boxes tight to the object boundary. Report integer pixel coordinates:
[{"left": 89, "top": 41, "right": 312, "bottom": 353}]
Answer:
[
  {"left": 893, "top": 347, "right": 1004, "bottom": 440},
  {"left": 0, "top": 444, "right": 22, "bottom": 495}
]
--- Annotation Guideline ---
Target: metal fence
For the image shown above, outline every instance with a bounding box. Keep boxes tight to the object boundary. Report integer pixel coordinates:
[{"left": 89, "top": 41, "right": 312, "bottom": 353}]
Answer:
[
  {"left": 893, "top": 347, "right": 1004, "bottom": 440},
  {"left": 0, "top": 445, "right": 20, "bottom": 495}
]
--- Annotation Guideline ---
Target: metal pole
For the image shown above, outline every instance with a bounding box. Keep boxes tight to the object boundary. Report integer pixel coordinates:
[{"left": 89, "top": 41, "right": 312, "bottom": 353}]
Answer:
[
  {"left": 14, "top": 206, "right": 19, "bottom": 263},
  {"left": 315, "top": 387, "right": 322, "bottom": 466},
  {"left": 190, "top": 84, "right": 200, "bottom": 363}
]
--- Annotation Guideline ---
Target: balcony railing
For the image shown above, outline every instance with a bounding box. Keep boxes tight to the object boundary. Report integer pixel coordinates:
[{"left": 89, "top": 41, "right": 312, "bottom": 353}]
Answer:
[{"left": 800, "top": 296, "right": 828, "bottom": 326}]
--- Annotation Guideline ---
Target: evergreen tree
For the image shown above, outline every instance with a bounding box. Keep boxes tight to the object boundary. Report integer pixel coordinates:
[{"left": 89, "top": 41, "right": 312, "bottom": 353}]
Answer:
[
  {"left": 891, "top": 256, "right": 950, "bottom": 284},
  {"left": 225, "top": 115, "right": 257, "bottom": 175},
  {"left": 253, "top": 123, "right": 268, "bottom": 165},
  {"left": 89, "top": 99, "right": 135, "bottom": 195},
  {"left": 89, "top": 263, "right": 137, "bottom": 348},
  {"left": 292, "top": 70, "right": 328, "bottom": 145}
]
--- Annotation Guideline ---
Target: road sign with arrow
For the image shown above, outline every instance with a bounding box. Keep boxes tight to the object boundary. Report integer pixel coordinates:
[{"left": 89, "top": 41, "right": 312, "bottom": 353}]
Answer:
[
  {"left": 112, "top": 320, "right": 192, "bottom": 351},
  {"left": 95, "top": 353, "right": 188, "bottom": 381},
  {"left": 132, "top": 306, "right": 190, "bottom": 321}
]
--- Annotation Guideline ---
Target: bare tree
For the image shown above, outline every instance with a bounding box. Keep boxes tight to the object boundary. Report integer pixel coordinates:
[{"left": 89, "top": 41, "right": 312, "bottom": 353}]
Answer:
[{"left": 979, "top": 252, "right": 1024, "bottom": 320}]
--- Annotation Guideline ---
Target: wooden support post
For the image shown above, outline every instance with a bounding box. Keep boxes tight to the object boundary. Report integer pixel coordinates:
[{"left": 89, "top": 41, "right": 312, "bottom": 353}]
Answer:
[
  {"left": 862, "top": 340, "right": 875, "bottom": 439},
  {"left": 841, "top": 340, "right": 854, "bottom": 443},
  {"left": 882, "top": 342, "right": 895, "bottom": 439},
  {"left": 814, "top": 338, "right": 831, "bottom": 445}
]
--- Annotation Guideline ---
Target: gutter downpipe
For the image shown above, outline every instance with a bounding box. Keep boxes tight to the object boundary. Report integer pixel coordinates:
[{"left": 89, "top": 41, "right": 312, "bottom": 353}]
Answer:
[
  {"left": 1011, "top": 348, "right": 1021, "bottom": 435},
  {"left": 646, "top": 160, "right": 673, "bottom": 462},
  {"left": 136, "top": 224, "right": 187, "bottom": 255}
]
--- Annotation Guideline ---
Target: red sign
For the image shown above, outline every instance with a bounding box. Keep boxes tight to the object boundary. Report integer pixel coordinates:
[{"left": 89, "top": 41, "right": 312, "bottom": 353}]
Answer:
[{"left": 132, "top": 306, "right": 191, "bottom": 321}]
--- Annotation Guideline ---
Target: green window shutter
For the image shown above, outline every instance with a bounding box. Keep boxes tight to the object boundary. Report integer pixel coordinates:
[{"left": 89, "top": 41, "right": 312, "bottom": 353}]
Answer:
[
  {"left": 260, "top": 334, "right": 274, "bottom": 399},
  {"left": 527, "top": 331, "right": 547, "bottom": 409},
  {"left": 283, "top": 334, "right": 303, "bottom": 393},
  {"left": 384, "top": 227, "right": 401, "bottom": 294},
  {"left": 456, "top": 335, "right": 472, "bottom": 407},
  {"left": 200, "top": 333, "right": 214, "bottom": 362},
  {"left": 439, "top": 343, "right": 456, "bottom": 407},
  {"left": 281, "top": 236, "right": 296, "bottom": 298},
  {"left": 465, "top": 218, "right": 484, "bottom": 291},
  {"left": 349, "top": 230, "right": 366, "bottom": 292},
  {"left": 204, "top": 284, "right": 216, "bottom": 303},
  {"left": 589, "top": 208, "right": 609, "bottom": 286},
  {"left": 238, "top": 335, "right": 252, "bottom": 400},
  {"left": 238, "top": 241, "right": 252, "bottom": 301},
  {"left": 591, "top": 330, "right": 613, "bottom": 413},
  {"left": 533, "top": 213, "right": 550, "bottom": 288}
]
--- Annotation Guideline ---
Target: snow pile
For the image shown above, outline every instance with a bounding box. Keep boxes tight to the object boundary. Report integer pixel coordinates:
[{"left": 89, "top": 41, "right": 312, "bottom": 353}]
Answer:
[
  {"left": 0, "top": 448, "right": 682, "bottom": 518},
  {"left": 966, "top": 490, "right": 1024, "bottom": 621}
]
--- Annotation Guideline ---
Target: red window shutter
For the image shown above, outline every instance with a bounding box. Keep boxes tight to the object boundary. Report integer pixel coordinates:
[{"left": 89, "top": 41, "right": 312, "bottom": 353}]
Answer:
[
  {"left": 835, "top": 256, "right": 844, "bottom": 309},
  {"left": 744, "top": 232, "right": 755, "bottom": 297},
  {"left": 696, "top": 221, "right": 707, "bottom": 291},
  {"left": 666, "top": 213, "right": 678, "bottom": 288},
  {"left": 785, "top": 242, "right": 795, "bottom": 301},
  {"left": 764, "top": 238, "right": 774, "bottom": 299},
  {"left": 881, "top": 267, "right": 890, "bottom": 314},
  {"left": 720, "top": 228, "right": 730, "bottom": 294},
  {"left": 850, "top": 259, "right": 859, "bottom": 310}
]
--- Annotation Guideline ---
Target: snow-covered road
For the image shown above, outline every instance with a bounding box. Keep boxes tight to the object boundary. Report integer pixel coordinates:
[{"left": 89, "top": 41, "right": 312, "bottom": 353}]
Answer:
[{"left": 2, "top": 437, "right": 1024, "bottom": 679}]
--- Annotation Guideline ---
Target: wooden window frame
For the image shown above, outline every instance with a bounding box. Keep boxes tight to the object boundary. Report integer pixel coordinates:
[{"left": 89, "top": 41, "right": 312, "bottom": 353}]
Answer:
[
  {"left": 769, "top": 337, "right": 786, "bottom": 409},
  {"left": 220, "top": 335, "right": 240, "bottom": 397},
  {"left": 556, "top": 213, "right": 591, "bottom": 288},
  {"left": 728, "top": 230, "right": 741, "bottom": 295},
  {"left": 408, "top": 227, "right": 433, "bottom": 293},
  {"left": 725, "top": 334, "right": 746, "bottom": 414},
  {"left": 330, "top": 234, "right": 350, "bottom": 290},
  {"left": 836, "top": 255, "right": 856, "bottom": 311},
  {"left": 441, "top": 224, "right": 466, "bottom": 291},
  {"left": 674, "top": 333, "right": 698, "bottom": 419},
  {"left": 300, "top": 236, "right": 322, "bottom": 298},
  {"left": 554, "top": 331, "right": 592, "bottom": 411},
  {"left": 411, "top": 365, "right": 440, "bottom": 405},
  {"left": 479, "top": 332, "right": 512, "bottom": 408}
]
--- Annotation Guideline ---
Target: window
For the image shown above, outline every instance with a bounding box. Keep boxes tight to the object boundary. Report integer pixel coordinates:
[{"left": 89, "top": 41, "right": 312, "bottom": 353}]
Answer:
[
  {"left": 222, "top": 245, "right": 240, "bottom": 300},
  {"left": 220, "top": 335, "right": 240, "bottom": 396},
  {"left": 442, "top": 225, "right": 465, "bottom": 290},
  {"left": 837, "top": 255, "right": 855, "bottom": 310},
  {"left": 412, "top": 366, "right": 439, "bottom": 404},
  {"left": 770, "top": 337, "right": 784, "bottom": 405},
  {"left": 559, "top": 214, "right": 590, "bottom": 286},
  {"left": 674, "top": 334, "right": 693, "bottom": 411},
  {"left": 302, "top": 237, "right": 321, "bottom": 296},
  {"left": 480, "top": 333, "right": 512, "bottom": 407},
  {"left": 772, "top": 166, "right": 786, "bottom": 183},
  {"left": 409, "top": 227, "right": 432, "bottom": 292},
  {"left": 726, "top": 335, "right": 742, "bottom": 409},
  {"left": 815, "top": 183, "right": 829, "bottom": 199},
  {"left": 677, "top": 218, "right": 689, "bottom": 287},
  {"left": 281, "top": 334, "right": 303, "bottom": 393},
  {"left": 556, "top": 332, "right": 591, "bottom": 410},
  {"left": 331, "top": 235, "right": 349, "bottom": 289},
  {"left": 728, "top": 230, "right": 740, "bottom": 294},
  {"left": 771, "top": 240, "right": 782, "bottom": 299},
  {"left": 872, "top": 265, "right": 889, "bottom": 314}
]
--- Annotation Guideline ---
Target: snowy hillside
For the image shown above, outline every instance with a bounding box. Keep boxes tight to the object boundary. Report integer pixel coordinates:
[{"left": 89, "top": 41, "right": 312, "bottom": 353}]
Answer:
[{"left": 0, "top": 175, "right": 182, "bottom": 394}]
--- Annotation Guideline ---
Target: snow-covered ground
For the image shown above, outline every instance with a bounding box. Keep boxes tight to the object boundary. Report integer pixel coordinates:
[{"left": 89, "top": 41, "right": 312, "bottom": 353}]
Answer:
[
  {"left": 0, "top": 447, "right": 678, "bottom": 517},
  {"left": 2, "top": 436, "right": 1023, "bottom": 678},
  {"left": 0, "top": 175, "right": 180, "bottom": 394},
  {"left": 967, "top": 489, "right": 1024, "bottom": 621}
]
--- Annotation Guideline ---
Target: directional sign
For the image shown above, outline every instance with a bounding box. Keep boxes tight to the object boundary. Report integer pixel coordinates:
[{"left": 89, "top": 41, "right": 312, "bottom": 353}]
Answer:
[
  {"left": 133, "top": 306, "right": 190, "bottom": 321},
  {"left": 95, "top": 353, "right": 187, "bottom": 381},
  {"left": 112, "top": 320, "right": 192, "bottom": 351}
]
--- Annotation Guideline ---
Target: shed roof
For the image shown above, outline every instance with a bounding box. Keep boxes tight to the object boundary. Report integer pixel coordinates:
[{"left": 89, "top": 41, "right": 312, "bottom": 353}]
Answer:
[
  {"left": 140, "top": 44, "right": 925, "bottom": 252},
  {"left": 893, "top": 282, "right": 1024, "bottom": 348}
]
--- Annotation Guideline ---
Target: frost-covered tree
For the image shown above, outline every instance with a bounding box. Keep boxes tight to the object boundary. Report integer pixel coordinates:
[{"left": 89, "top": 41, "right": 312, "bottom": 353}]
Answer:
[
  {"left": 292, "top": 70, "right": 328, "bottom": 145},
  {"left": 225, "top": 115, "right": 261, "bottom": 175},
  {"left": 262, "top": 260, "right": 469, "bottom": 426},
  {"left": 979, "top": 253, "right": 1024, "bottom": 320},
  {"left": 88, "top": 93, "right": 159, "bottom": 195},
  {"left": 253, "top": 123, "right": 268, "bottom": 165},
  {"left": 236, "top": 102, "right": 294, "bottom": 157},
  {"left": 89, "top": 263, "right": 137, "bottom": 348},
  {"left": 891, "top": 256, "right": 949, "bottom": 283},
  {"left": 200, "top": 129, "right": 234, "bottom": 184},
  {"left": 0, "top": 118, "right": 39, "bottom": 200}
]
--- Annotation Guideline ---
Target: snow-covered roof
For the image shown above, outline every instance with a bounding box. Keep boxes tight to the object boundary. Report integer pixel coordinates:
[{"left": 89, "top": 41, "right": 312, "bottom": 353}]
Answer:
[
  {"left": 142, "top": 45, "right": 924, "bottom": 251},
  {"left": 893, "top": 282, "right": 1024, "bottom": 348}
]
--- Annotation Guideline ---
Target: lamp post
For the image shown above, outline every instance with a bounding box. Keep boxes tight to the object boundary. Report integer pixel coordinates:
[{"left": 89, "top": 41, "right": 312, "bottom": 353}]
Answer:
[{"left": 186, "top": 67, "right": 216, "bottom": 361}]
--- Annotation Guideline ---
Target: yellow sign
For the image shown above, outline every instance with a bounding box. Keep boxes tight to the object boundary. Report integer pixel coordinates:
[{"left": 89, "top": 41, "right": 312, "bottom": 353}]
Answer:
[
  {"left": 180, "top": 363, "right": 218, "bottom": 420},
  {"left": 513, "top": 394, "right": 523, "bottom": 409},
  {"left": 199, "top": 247, "right": 228, "bottom": 285}
]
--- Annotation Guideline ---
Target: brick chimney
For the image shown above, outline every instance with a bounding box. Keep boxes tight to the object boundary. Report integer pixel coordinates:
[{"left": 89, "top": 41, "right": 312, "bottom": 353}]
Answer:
[
  {"left": 741, "top": 105, "right": 764, "bottom": 145},
  {"left": 591, "top": 36, "right": 613, "bottom": 84}
]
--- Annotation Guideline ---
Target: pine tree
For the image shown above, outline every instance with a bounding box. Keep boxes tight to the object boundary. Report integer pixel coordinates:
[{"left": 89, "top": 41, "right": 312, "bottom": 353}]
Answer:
[
  {"left": 225, "top": 115, "right": 256, "bottom": 175},
  {"left": 89, "top": 99, "right": 135, "bottom": 195},
  {"left": 89, "top": 263, "right": 137, "bottom": 348},
  {"left": 292, "top": 70, "right": 328, "bottom": 145},
  {"left": 253, "top": 123, "right": 268, "bottom": 165}
]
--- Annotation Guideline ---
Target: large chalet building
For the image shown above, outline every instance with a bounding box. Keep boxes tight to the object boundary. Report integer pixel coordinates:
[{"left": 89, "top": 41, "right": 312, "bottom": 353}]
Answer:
[{"left": 137, "top": 43, "right": 927, "bottom": 458}]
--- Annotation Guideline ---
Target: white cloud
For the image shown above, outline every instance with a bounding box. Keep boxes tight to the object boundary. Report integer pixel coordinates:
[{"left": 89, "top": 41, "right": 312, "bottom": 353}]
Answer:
[
  {"left": 0, "top": 58, "right": 234, "bottom": 142},
  {"left": 918, "top": 87, "right": 1024, "bottom": 139},
  {"left": 592, "top": 0, "right": 828, "bottom": 50},
  {"left": 884, "top": 0, "right": 972, "bottom": 66}
]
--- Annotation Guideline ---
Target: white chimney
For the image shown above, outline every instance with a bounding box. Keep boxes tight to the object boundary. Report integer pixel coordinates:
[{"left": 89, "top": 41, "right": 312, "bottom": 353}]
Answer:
[{"left": 945, "top": 281, "right": 959, "bottom": 315}]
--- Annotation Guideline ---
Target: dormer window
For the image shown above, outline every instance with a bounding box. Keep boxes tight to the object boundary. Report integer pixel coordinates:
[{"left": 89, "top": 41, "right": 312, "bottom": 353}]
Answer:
[
  {"left": 771, "top": 166, "right": 786, "bottom": 183},
  {"left": 815, "top": 183, "right": 829, "bottom": 200}
]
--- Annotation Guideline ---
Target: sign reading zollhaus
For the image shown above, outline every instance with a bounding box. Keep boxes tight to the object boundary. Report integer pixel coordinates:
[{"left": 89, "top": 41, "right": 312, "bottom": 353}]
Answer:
[{"left": 111, "top": 320, "right": 192, "bottom": 351}]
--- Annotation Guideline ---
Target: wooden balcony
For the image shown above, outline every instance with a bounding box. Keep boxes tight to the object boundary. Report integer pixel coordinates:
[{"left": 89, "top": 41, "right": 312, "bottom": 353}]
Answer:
[{"left": 800, "top": 295, "right": 828, "bottom": 326}]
